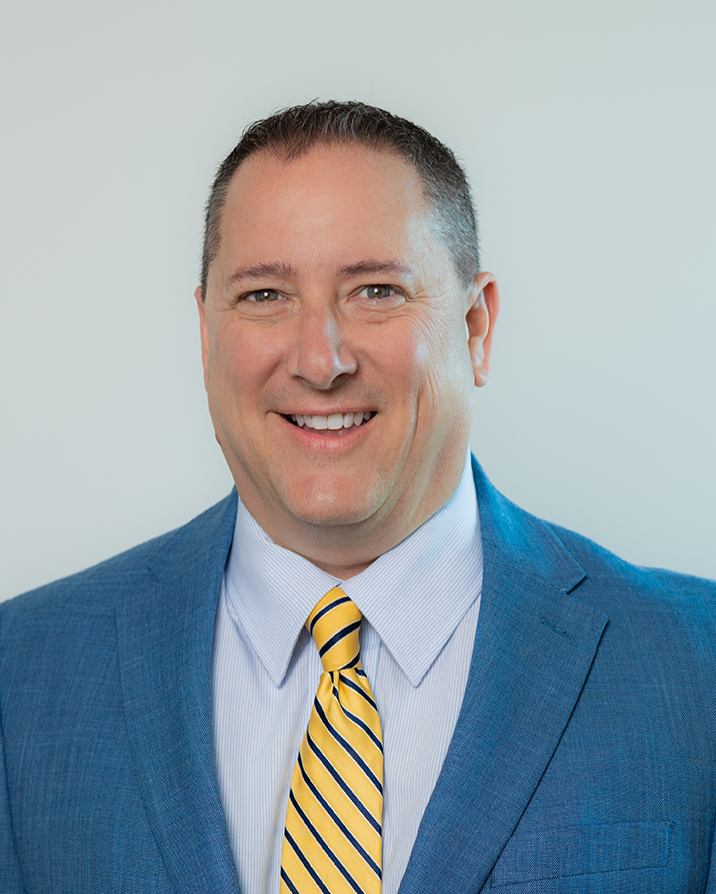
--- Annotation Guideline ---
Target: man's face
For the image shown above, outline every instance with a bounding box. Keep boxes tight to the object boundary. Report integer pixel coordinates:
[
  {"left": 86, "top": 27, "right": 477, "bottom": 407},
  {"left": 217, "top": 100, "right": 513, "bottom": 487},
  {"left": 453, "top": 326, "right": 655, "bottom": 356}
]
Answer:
[{"left": 197, "top": 144, "right": 497, "bottom": 573}]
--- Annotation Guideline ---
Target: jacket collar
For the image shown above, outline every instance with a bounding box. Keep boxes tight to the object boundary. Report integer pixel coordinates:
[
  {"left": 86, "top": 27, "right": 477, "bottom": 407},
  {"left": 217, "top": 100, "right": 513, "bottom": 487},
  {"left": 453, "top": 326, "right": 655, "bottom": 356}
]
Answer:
[
  {"left": 398, "top": 457, "right": 608, "bottom": 893},
  {"left": 116, "top": 492, "right": 241, "bottom": 894}
]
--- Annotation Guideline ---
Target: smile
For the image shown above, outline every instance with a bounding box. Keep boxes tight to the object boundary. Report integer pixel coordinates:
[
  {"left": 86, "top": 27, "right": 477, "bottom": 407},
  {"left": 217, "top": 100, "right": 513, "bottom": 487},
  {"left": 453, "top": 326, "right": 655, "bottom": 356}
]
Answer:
[{"left": 286, "top": 412, "right": 376, "bottom": 431}]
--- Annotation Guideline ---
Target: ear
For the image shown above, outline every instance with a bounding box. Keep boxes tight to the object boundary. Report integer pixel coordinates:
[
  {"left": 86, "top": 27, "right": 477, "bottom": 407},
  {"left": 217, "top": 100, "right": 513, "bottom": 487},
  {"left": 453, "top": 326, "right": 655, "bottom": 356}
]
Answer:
[
  {"left": 465, "top": 272, "right": 500, "bottom": 387},
  {"left": 194, "top": 286, "right": 210, "bottom": 391}
]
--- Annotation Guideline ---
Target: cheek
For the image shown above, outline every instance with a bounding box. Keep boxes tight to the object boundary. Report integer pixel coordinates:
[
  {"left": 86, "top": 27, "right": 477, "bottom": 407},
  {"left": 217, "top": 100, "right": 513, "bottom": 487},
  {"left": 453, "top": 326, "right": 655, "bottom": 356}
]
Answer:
[
  {"left": 208, "top": 324, "right": 276, "bottom": 398},
  {"left": 377, "top": 329, "right": 428, "bottom": 405},
  {"left": 410, "top": 317, "right": 473, "bottom": 409}
]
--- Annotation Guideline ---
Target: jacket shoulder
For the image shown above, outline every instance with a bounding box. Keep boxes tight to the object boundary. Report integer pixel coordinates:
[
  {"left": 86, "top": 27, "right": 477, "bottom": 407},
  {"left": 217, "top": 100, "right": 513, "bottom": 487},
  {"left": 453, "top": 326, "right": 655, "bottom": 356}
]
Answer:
[
  {"left": 0, "top": 492, "right": 238, "bottom": 622},
  {"left": 472, "top": 455, "right": 716, "bottom": 615},
  {"left": 546, "top": 519, "right": 716, "bottom": 621}
]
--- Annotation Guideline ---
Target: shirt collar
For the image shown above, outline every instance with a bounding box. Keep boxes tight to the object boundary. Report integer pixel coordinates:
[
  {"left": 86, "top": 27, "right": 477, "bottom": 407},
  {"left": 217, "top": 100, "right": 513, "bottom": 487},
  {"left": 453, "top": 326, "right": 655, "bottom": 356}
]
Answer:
[{"left": 223, "top": 453, "right": 482, "bottom": 688}]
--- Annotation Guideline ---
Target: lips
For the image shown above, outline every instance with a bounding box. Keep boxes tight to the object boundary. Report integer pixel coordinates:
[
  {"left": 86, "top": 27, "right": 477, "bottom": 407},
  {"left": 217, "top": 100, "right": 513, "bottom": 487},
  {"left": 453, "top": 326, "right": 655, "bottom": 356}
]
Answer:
[{"left": 287, "top": 412, "right": 376, "bottom": 431}]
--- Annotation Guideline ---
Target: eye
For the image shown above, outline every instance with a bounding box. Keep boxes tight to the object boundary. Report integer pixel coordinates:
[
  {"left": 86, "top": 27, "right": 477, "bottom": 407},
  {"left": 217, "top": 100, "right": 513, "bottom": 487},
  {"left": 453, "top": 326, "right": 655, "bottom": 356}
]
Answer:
[
  {"left": 244, "top": 289, "right": 281, "bottom": 303},
  {"left": 360, "top": 284, "right": 399, "bottom": 300}
]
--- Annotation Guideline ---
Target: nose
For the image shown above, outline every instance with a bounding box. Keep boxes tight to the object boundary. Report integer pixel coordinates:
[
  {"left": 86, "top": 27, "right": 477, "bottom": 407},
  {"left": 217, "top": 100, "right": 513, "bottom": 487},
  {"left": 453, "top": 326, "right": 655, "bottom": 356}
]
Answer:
[{"left": 287, "top": 306, "right": 357, "bottom": 390}]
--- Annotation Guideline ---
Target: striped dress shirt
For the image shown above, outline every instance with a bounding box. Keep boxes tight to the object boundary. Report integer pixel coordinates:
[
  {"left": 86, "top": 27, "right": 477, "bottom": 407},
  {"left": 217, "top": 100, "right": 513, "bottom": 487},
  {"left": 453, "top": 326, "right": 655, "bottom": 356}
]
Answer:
[{"left": 212, "top": 454, "right": 483, "bottom": 894}]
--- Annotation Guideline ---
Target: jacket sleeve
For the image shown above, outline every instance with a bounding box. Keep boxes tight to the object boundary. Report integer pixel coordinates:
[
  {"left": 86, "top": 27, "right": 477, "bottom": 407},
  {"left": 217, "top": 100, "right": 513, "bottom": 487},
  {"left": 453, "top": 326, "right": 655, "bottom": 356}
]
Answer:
[
  {"left": 0, "top": 714, "right": 25, "bottom": 892},
  {"left": 0, "top": 605, "right": 26, "bottom": 892},
  {"left": 705, "top": 810, "right": 716, "bottom": 894}
]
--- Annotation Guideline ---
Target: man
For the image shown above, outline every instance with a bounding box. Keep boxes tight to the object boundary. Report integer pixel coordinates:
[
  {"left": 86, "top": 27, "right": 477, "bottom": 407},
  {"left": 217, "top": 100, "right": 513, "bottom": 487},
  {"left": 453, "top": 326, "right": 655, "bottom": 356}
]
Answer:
[{"left": 1, "top": 102, "right": 715, "bottom": 894}]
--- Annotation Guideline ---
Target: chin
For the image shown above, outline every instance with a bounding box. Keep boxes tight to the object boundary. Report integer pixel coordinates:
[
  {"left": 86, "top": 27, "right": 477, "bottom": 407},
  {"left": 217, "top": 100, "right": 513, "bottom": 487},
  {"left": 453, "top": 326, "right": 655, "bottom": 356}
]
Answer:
[
  {"left": 291, "top": 501, "right": 371, "bottom": 529},
  {"left": 285, "top": 484, "right": 379, "bottom": 529}
]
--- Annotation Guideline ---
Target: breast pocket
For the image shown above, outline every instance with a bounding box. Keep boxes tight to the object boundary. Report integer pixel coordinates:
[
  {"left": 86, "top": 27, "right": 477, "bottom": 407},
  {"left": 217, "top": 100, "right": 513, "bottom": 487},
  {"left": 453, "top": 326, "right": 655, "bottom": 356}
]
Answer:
[{"left": 488, "top": 821, "right": 673, "bottom": 888}]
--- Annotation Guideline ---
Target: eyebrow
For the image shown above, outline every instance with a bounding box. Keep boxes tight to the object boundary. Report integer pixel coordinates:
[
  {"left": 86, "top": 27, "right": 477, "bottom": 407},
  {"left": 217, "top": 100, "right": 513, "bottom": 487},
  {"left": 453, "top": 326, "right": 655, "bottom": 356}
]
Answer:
[
  {"left": 338, "top": 260, "right": 413, "bottom": 279},
  {"left": 227, "top": 262, "right": 296, "bottom": 285},
  {"left": 226, "top": 259, "right": 413, "bottom": 286}
]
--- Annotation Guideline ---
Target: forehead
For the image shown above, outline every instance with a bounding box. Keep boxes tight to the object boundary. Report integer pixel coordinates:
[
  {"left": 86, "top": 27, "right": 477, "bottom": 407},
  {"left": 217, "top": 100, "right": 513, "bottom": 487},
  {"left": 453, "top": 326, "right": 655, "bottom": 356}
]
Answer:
[
  {"left": 216, "top": 144, "right": 436, "bottom": 265},
  {"left": 228, "top": 142, "right": 427, "bottom": 209}
]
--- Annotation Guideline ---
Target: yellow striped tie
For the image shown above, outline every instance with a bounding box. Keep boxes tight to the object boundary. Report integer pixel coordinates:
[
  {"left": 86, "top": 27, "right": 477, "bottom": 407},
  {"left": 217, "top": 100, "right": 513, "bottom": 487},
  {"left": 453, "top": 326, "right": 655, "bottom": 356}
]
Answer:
[{"left": 280, "top": 587, "right": 383, "bottom": 894}]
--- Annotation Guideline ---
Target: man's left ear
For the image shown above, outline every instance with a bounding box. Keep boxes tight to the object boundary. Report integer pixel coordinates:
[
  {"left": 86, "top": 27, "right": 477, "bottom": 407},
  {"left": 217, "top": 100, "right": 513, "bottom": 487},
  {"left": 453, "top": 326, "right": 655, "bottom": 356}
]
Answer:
[{"left": 465, "top": 272, "right": 500, "bottom": 387}]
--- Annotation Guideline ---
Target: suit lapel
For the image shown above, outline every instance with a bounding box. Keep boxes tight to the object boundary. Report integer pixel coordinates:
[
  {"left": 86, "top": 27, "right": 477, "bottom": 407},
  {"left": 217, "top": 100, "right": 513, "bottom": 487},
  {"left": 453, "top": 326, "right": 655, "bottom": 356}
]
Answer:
[
  {"left": 398, "top": 460, "right": 609, "bottom": 894},
  {"left": 116, "top": 493, "right": 241, "bottom": 894}
]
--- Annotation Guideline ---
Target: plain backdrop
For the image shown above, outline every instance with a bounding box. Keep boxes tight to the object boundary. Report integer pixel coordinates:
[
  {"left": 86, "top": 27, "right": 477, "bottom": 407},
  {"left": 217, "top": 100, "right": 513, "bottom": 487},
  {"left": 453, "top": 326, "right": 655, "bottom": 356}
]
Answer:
[{"left": 1, "top": 0, "right": 714, "bottom": 601}]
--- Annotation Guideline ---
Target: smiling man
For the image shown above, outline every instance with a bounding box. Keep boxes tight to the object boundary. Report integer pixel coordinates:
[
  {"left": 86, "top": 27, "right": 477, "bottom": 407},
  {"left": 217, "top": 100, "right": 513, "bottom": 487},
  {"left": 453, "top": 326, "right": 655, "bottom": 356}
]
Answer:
[
  {"left": 1, "top": 102, "right": 716, "bottom": 894},
  {"left": 196, "top": 139, "right": 496, "bottom": 577}
]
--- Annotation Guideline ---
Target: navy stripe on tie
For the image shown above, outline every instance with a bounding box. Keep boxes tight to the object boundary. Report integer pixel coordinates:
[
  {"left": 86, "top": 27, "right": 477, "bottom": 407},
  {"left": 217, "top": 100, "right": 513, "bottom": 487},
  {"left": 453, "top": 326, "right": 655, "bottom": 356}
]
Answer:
[
  {"left": 297, "top": 752, "right": 381, "bottom": 877},
  {"left": 319, "top": 620, "right": 362, "bottom": 659},
  {"left": 340, "top": 673, "right": 378, "bottom": 709},
  {"left": 284, "top": 828, "right": 332, "bottom": 894},
  {"left": 290, "top": 791, "right": 367, "bottom": 894},
  {"left": 355, "top": 668, "right": 367, "bottom": 678},
  {"left": 280, "top": 867, "right": 300, "bottom": 894},
  {"left": 314, "top": 699, "right": 383, "bottom": 794},
  {"left": 306, "top": 732, "right": 382, "bottom": 834},
  {"left": 310, "top": 595, "right": 351, "bottom": 634},
  {"left": 332, "top": 685, "right": 384, "bottom": 753}
]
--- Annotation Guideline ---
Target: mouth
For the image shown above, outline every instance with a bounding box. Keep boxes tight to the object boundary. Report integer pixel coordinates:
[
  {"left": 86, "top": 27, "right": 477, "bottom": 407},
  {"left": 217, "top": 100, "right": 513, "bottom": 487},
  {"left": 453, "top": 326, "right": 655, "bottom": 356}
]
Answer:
[{"left": 283, "top": 411, "right": 376, "bottom": 432}]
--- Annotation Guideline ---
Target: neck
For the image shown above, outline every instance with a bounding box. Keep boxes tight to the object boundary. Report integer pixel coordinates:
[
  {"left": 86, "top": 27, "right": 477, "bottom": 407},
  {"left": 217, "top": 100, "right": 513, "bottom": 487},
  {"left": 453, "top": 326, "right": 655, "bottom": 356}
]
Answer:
[
  {"left": 253, "top": 511, "right": 422, "bottom": 580},
  {"left": 236, "top": 461, "right": 466, "bottom": 581}
]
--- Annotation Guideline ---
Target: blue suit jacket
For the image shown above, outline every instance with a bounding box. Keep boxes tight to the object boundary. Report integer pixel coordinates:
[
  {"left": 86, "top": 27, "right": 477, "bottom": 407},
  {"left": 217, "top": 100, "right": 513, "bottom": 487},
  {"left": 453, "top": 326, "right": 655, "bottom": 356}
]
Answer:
[{"left": 2, "top": 459, "right": 716, "bottom": 893}]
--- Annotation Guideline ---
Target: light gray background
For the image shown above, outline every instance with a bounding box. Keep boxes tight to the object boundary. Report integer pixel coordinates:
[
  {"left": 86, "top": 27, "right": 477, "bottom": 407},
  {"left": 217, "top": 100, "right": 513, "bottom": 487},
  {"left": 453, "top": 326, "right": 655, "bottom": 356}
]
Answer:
[{"left": 2, "top": 0, "right": 714, "bottom": 601}]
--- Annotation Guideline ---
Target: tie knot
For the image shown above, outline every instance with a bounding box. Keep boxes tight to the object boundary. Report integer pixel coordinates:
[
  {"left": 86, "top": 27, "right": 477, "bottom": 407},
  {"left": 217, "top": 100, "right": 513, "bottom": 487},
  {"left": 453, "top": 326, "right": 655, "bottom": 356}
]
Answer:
[{"left": 306, "top": 587, "right": 362, "bottom": 672}]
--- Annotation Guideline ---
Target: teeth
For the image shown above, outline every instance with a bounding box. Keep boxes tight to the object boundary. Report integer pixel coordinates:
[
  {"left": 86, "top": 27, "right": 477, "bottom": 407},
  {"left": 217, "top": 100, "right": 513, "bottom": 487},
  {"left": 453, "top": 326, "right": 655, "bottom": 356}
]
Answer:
[{"left": 291, "top": 412, "right": 372, "bottom": 430}]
